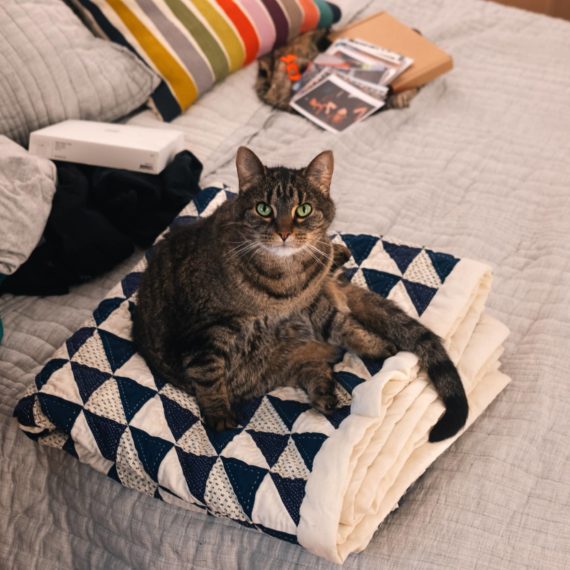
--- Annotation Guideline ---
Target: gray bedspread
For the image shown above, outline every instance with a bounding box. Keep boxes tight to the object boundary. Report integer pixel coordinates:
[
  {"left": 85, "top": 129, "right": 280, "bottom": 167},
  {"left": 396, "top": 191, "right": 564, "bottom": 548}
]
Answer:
[{"left": 1, "top": 0, "right": 569, "bottom": 568}]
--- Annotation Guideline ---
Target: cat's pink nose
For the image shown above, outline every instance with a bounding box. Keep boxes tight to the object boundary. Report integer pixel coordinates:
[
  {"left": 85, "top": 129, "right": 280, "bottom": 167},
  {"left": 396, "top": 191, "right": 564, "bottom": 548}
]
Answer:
[{"left": 278, "top": 231, "right": 291, "bottom": 242}]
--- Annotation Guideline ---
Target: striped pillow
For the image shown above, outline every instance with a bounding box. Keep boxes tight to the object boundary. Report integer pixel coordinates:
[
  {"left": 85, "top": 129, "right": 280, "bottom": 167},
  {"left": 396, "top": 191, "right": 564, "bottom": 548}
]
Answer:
[{"left": 72, "top": 1, "right": 340, "bottom": 121}]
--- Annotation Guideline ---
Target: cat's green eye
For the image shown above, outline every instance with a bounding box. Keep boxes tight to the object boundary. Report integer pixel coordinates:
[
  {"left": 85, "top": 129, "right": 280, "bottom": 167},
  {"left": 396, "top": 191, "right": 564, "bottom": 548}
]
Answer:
[
  {"left": 296, "top": 203, "right": 312, "bottom": 218},
  {"left": 256, "top": 202, "right": 272, "bottom": 217}
]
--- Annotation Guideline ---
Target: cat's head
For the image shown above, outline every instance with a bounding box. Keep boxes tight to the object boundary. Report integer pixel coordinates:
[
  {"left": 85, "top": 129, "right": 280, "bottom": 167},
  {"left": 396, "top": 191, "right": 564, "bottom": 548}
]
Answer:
[{"left": 233, "top": 147, "right": 335, "bottom": 258}]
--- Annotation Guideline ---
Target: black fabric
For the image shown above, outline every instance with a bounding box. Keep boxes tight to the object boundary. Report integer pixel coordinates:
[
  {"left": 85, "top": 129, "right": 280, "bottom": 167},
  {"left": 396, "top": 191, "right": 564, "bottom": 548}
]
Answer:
[{"left": 1, "top": 151, "right": 202, "bottom": 296}]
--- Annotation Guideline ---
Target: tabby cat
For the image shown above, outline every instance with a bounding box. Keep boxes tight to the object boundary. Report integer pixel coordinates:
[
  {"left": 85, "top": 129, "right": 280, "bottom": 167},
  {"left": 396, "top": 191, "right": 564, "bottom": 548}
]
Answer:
[{"left": 133, "top": 148, "right": 468, "bottom": 442}]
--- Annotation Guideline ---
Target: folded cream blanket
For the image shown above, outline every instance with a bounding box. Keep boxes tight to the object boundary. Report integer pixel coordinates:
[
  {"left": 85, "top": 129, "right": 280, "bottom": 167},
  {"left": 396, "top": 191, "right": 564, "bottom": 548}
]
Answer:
[{"left": 15, "top": 187, "right": 510, "bottom": 563}]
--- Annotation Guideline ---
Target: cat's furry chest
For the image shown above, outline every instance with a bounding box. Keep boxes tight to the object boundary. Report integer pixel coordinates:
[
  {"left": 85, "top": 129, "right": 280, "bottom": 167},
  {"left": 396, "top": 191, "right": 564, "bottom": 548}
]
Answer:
[{"left": 226, "top": 247, "right": 333, "bottom": 317}]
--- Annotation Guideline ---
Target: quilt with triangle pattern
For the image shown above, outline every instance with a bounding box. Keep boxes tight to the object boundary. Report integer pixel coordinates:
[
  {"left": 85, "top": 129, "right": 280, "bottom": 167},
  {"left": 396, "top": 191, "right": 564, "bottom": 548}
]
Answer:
[{"left": 14, "top": 186, "right": 511, "bottom": 563}]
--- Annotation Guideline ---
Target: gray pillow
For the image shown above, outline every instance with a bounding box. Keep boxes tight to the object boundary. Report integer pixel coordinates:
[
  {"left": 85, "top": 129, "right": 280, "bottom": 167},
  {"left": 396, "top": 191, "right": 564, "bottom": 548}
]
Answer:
[
  {"left": 0, "top": 0, "right": 159, "bottom": 146},
  {"left": 0, "top": 136, "right": 57, "bottom": 277}
]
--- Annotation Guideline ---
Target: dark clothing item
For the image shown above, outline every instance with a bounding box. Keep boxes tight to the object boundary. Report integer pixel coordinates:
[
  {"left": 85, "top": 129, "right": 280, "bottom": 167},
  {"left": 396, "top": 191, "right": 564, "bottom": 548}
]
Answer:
[{"left": 1, "top": 151, "right": 202, "bottom": 296}]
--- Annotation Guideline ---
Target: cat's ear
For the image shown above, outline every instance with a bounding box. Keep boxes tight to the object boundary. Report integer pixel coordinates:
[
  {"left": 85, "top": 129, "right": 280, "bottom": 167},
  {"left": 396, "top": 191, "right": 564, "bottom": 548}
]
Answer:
[
  {"left": 305, "top": 150, "right": 334, "bottom": 194},
  {"left": 236, "top": 146, "right": 264, "bottom": 191}
]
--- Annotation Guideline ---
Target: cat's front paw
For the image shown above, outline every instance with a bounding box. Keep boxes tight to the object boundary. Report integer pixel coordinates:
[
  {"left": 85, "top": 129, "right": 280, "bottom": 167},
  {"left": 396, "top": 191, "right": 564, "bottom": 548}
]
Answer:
[
  {"left": 379, "top": 342, "right": 399, "bottom": 359},
  {"left": 332, "top": 243, "right": 351, "bottom": 269},
  {"left": 312, "top": 391, "right": 338, "bottom": 415},
  {"left": 204, "top": 411, "right": 239, "bottom": 432}
]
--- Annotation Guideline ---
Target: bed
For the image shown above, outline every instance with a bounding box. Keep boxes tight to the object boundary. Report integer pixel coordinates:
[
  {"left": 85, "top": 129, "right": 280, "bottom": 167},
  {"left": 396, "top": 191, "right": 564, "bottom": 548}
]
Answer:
[{"left": 1, "top": 0, "right": 569, "bottom": 568}]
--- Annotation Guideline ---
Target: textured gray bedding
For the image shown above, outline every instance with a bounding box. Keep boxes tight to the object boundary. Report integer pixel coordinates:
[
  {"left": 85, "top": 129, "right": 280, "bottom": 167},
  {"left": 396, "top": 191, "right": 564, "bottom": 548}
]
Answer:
[{"left": 1, "top": 0, "right": 569, "bottom": 568}]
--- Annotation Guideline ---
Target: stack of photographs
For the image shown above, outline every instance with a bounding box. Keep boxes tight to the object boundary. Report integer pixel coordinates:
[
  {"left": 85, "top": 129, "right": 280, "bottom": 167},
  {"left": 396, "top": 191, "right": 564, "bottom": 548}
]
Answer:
[{"left": 290, "top": 39, "right": 413, "bottom": 133}]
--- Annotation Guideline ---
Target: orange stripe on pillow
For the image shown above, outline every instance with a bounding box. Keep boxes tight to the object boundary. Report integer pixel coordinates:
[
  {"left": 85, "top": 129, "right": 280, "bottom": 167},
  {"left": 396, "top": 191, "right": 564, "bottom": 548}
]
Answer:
[
  {"left": 216, "top": 0, "right": 260, "bottom": 64},
  {"left": 298, "top": 0, "right": 319, "bottom": 33},
  {"left": 107, "top": 0, "right": 198, "bottom": 109}
]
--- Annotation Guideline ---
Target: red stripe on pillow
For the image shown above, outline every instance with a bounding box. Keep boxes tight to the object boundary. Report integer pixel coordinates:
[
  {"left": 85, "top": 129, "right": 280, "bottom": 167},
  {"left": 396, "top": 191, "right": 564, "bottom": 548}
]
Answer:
[{"left": 216, "top": 0, "right": 260, "bottom": 64}]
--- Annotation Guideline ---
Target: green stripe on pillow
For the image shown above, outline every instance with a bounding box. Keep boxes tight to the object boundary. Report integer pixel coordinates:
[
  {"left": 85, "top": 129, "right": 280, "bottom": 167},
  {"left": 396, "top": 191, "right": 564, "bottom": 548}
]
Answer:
[
  {"left": 314, "top": 0, "right": 336, "bottom": 28},
  {"left": 164, "top": 0, "right": 231, "bottom": 81}
]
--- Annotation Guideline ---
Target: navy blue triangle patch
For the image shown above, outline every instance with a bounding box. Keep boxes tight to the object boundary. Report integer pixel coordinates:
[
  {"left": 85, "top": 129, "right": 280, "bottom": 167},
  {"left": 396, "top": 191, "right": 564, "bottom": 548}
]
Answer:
[
  {"left": 13, "top": 394, "right": 36, "bottom": 427},
  {"left": 130, "top": 426, "right": 173, "bottom": 481},
  {"left": 426, "top": 250, "right": 459, "bottom": 283},
  {"left": 235, "top": 397, "right": 263, "bottom": 426},
  {"left": 326, "top": 405, "right": 351, "bottom": 429},
  {"left": 403, "top": 280, "right": 438, "bottom": 316},
  {"left": 342, "top": 234, "right": 379, "bottom": 265},
  {"left": 267, "top": 396, "right": 311, "bottom": 431},
  {"left": 221, "top": 457, "right": 267, "bottom": 519},
  {"left": 175, "top": 448, "right": 216, "bottom": 503},
  {"left": 194, "top": 186, "right": 220, "bottom": 214},
  {"left": 62, "top": 436, "right": 78, "bottom": 458},
  {"left": 107, "top": 464, "right": 120, "bottom": 483},
  {"left": 205, "top": 425, "right": 241, "bottom": 454},
  {"left": 148, "top": 370, "right": 167, "bottom": 391},
  {"left": 224, "top": 189, "right": 237, "bottom": 200},
  {"left": 361, "top": 356, "right": 385, "bottom": 376},
  {"left": 84, "top": 410, "right": 127, "bottom": 461},
  {"left": 93, "top": 297, "right": 123, "bottom": 326},
  {"left": 66, "top": 327, "right": 95, "bottom": 359},
  {"left": 362, "top": 269, "right": 401, "bottom": 298},
  {"left": 342, "top": 267, "right": 358, "bottom": 282},
  {"left": 98, "top": 330, "right": 136, "bottom": 372},
  {"left": 71, "top": 362, "right": 111, "bottom": 403},
  {"left": 160, "top": 395, "right": 199, "bottom": 440},
  {"left": 121, "top": 272, "right": 142, "bottom": 298},
  {"left": 291, "top": 433, "right": 327, "bottom": 471},
  {"left": 35, "top": 358, "right": 68, "bottom": 390},
  {"left": 334, "top": 371, "right": 365, "bottom": 394},
  {"left": 115, "top": 376, "right": 156, "bottom": 422},
  {"left": 270, "top": 473, "right": 306, "bottom": 525},
  {"left": 382, "top": 241, "right": 422, "bottom": 273},
  {"left": 37, "top": 393, "right": 82, "bottom": 434},
  {"left": 170, "top": 215, "right": 198, "bottom": 229},
  {"left": 247, "top": 430, "right": 289, "bottom": 467},
  {"left": 128, "top": 300, "right": 137, "bottom": 322}
]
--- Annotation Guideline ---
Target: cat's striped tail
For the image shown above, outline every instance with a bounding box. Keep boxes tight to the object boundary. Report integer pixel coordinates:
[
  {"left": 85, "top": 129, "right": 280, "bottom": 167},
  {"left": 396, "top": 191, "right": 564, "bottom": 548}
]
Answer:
[
  {"left": 342, "top": 285, "right": 469, "bottom": 442},
  {"left": 423, "top": 351, "right": 469, "bottom": 442}
]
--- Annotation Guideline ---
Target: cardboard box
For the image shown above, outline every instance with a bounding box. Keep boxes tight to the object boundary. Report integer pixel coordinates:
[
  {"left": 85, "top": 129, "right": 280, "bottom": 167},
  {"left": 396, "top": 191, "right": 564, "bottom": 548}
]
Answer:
[
  {"left": 330, "top": 12, "right": 453, "bottom": 92},
  {"left": 29, "top": 120, "right": 185, "bottom": 174}
]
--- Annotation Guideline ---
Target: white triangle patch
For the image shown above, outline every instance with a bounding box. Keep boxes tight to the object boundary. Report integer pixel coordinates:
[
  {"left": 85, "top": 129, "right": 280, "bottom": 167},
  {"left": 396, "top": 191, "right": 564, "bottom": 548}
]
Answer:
[
  {"left": 247, "top": 398, "right": 289, "bottom": 435},
  {"left": 204, "top": 458, "right": 247, "bottom": 522},
  {"left": 115, "top": 428, "right": 157, "bottom": 496},
  {"left": 177, "top": 422, "right": 217, "bottom": 457},
  {"left": 128, "top": 395, "right": 176, "bottom": 443},
  {"left": 251, "top": 474, "right": 296, "bottom": 534},
  {"left": 404, "top": 249, "right": 442, "bottom": 288},
  {"left": 84, "top": 379, "right": 127, "bottom": 424},
  {"left": 221, "top": 431, "right": 270, "bottom": 469},
  {"left": 73, "top": 331, "right": 113, "bottom": 374},
  {"left": 272, "top": 438, "right": 309, "bottom": 480}
]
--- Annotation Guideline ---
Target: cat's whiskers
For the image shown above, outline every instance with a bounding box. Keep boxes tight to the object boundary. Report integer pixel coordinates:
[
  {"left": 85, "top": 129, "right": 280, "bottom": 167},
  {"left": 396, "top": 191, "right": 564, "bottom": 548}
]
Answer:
[
  {"left": 226, "top": 240, "right": 260, "bottom": 260},
  {"left": 233, "top": 245, "right": 260, "bottom": 260},
  {"left": 303, "top": 245, "right": 327, "bottom": 268},
  {"left": 305, "top": 242, "right": 329, "bottom": 267}
]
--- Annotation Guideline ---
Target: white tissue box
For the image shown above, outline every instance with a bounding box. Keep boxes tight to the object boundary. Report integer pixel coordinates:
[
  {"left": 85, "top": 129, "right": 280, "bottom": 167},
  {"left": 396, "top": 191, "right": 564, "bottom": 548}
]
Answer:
[{"left": 29, "top": 120, "right": 185, "bottom": 174}]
